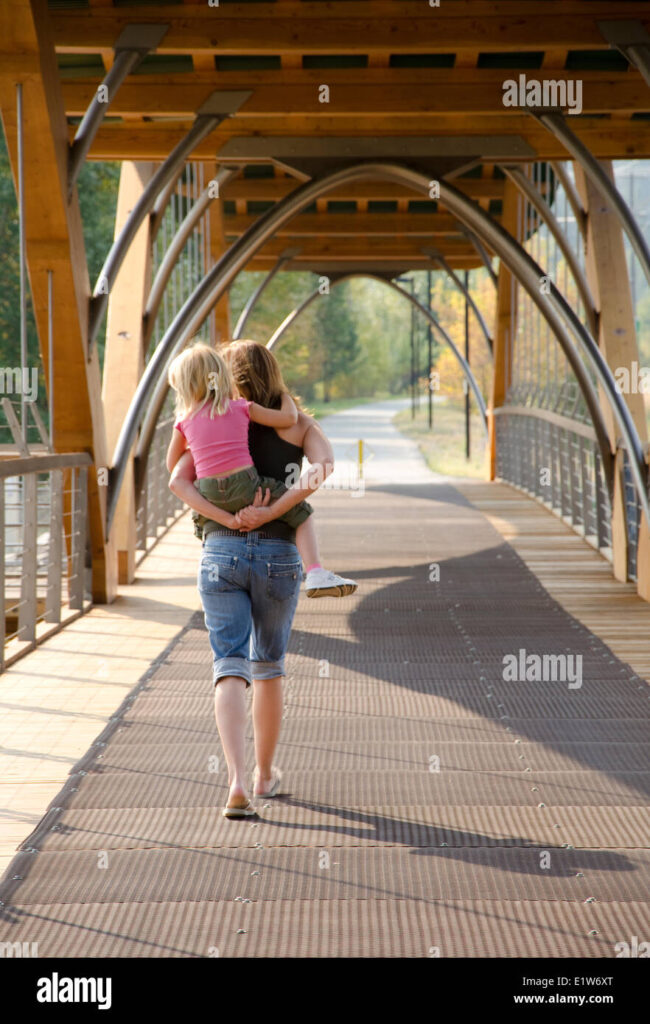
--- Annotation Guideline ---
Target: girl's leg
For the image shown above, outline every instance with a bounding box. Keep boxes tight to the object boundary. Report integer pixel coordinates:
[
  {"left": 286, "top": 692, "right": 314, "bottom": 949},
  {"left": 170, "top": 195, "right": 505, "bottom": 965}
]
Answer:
[
  {"left": 296, "top": 515, "right": 321, "bottom": 570},
  {"left": 213, "top": 676, "right": 249, "bottom": 802},
  {"left": 297, "top": 517, "right": 359, "bottom": 598},
  {"left": 252, "top": 677, "right": 283, "bottom": 794}
]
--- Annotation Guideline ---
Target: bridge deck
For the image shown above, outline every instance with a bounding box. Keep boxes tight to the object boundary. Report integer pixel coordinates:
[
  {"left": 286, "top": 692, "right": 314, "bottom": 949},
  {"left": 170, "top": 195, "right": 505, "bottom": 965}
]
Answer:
[{"left": 0, "top": 403, "right": 648, "bottom": 957}]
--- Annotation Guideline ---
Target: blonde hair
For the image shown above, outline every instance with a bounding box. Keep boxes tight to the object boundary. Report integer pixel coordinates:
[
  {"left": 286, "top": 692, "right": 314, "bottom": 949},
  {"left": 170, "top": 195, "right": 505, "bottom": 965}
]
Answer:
[
  {"left": 224, "top": 339, "right": 306, "bottom": 412},
  {"left": 168, "top": 343, "right": 233, "bottom": 420}
]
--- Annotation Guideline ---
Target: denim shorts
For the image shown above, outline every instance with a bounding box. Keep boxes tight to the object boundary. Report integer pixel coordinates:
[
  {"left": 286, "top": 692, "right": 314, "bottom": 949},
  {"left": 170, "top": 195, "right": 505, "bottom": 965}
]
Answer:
[{"left": 198, "top": 531, "right": 302, "bottom": 687}]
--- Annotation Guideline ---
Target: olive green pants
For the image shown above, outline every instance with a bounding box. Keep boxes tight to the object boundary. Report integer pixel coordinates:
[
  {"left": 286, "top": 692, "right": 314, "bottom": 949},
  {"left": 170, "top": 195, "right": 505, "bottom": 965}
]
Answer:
[{"left": 192, "top": 465, "right": 313, "bottom": 540}]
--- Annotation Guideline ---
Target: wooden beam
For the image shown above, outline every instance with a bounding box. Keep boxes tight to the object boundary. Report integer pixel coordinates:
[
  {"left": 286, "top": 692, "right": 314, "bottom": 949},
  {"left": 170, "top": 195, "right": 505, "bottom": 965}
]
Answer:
[
  {"left": 102, "top": 161, "right": 155, "bottom": 585},
  {"left": 245, "top": 256, "right": 482, "bottom": 272},
  {"left": 223, "top": 178, "right": 507, "bottom": 202},
  {"left": 575, "top": 161, "right": 649, "bottom": 594},
  {"left": 82, "top": 120, "right": 650, "bottom": 162},
  {"left": 224, "top": 211, "right": 471, "bottom": 237},
  {"left": 242, "top": 237, "right": 481, "bottom": 261},
  {"left": 0, "top": 0, "right": 116, "bottom": 602},
  {"left": 489, "top": 178, "right": 519, "bottom": 479},
  {"left": 49, "top": 3, "right": 650, "bottom": 55},
  {"left": 61, "top": 71, "right": 650, "bottom": 118},
  {"left": 207, "top": 178, "right": 231, "bottom": 345}
]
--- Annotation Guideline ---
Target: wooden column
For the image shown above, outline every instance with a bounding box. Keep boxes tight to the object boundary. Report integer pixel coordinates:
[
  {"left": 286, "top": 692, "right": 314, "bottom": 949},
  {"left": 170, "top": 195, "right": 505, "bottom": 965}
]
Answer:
[
  {"left": 575, "top": 162, "right": 649, "bottom": 592},
  {"left": 208, "top": 172, "right": 231, "bottom": 346},
  {"left": 489, "top": 178, "right": 519, "bottom": 479},
  {"left": 0, "top": 0, "right": 116, "bottom": 601},
  {"left": 102, "top": 161, "right": 155, "bottom": 584}
]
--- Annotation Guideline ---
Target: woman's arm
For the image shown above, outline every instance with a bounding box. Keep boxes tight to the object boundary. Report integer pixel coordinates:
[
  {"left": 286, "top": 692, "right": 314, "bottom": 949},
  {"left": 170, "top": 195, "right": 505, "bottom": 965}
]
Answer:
[
  {"left": 248, "top": 391, "right": 298, "bottom": 429},
  {"left": 235, "top": 418, "right": 334, "bottom": 528},
  {"left": 169, "top": 450, "right": 241, "bottom": 530},
  {"left": 166, "top": 426, "right": 187, "bottom": 473}
]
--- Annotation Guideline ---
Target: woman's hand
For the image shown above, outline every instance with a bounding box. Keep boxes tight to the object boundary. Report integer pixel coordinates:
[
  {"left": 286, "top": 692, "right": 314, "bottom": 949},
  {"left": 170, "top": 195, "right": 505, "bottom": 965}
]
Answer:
[{"left": 235, "top": 487, "right": 272, "bottom": 530}]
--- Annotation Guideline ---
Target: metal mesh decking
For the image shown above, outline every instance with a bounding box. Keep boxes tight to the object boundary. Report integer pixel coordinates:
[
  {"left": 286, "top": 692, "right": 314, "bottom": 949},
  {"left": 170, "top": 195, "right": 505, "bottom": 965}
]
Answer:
[{"left": 0, "top": 484, "right": 648, "bottom": 956}]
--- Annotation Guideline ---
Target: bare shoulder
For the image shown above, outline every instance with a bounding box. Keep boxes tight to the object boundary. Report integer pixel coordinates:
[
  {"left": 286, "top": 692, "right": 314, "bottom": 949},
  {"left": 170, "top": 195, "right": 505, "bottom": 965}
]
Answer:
[{"left": 274, "top": 409, "right": 315, "bottom": 447}]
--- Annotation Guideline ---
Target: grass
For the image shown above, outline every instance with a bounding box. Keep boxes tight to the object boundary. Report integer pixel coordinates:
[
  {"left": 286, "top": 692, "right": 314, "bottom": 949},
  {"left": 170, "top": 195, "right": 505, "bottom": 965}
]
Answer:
[{"left": 394, "top": 397, "right": 489, "bottom": 479}]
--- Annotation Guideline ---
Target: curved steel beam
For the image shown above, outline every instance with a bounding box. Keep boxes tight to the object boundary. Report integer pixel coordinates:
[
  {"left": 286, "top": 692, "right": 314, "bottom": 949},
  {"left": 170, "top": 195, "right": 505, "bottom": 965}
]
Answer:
[
  {"left": 136, "top": 267, "right": 489, "bottom": 481},
  {"left": 459, "top": 226, "right": 498, "bottom": 288},
  {"left": 535, "top": 112, "right": 650, "bottom": 290},
  {"left": 143, "top": 165, "right": 240, "bottom": 345},
  {"left": 598, "top": 20, "right": 650, "bottom": 88},
  {"left": 108, "top": 162, "right": 644, "bottom": 532},
  {"left": 232, "top": 249, "right": 300, "bottom": 340},
  {"left": 88, "top": 91, "right": 250, "bottom": 346},
  {"left": 423, "top": 250, "right": 493, "bottom": 356},
  {"left": 500, "top": 164, "right": 598, "bottom": 337},
  {"left": 67, "top": 25, "right": 168, "bottom": 199},
  {"left": 267, "top": 287, "right": 323, "bottom": 351},
  {"left": 549, "top": 160, "right": 588, "bottom": 240},
  {"left": 134, "top": 332, "right": 189, "bottom": 494},
  {"left": 267, "top": 273, "right": 488, "bottom": 435},
  {"left": 433, "top": 171, "right": 647, "bottom": 528}
]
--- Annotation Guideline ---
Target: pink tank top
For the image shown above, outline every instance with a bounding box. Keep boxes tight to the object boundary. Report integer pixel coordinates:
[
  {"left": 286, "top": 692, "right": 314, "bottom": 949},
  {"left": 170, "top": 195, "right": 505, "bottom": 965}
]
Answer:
[{"left": 175, "top": 398, "right": 254, "bottom": 479}]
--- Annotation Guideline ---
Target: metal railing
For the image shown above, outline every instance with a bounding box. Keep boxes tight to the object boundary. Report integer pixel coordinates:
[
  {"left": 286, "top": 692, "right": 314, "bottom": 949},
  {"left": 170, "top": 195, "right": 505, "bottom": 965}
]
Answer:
[
  {"left": 495, "top": 407, "right": 612, "bottom": 558},
  {"left": 135, "top": 414, "right": 185, "bottom": 561},
  {"left": 1, "top": 453, "right": 92, "bottom": 671}
]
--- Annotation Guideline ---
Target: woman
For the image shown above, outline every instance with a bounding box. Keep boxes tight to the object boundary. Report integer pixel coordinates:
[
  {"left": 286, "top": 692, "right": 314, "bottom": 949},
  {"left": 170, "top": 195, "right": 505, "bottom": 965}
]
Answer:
[{"left": 169, "top": 340, "right": 346, "bottom": 817}]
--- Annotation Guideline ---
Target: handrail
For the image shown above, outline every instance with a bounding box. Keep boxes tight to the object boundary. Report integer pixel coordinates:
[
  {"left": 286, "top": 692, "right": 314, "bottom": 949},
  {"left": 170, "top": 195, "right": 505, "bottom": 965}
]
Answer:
[
  {"left": 0, "top": 452, "right": 93, "bottom": 479},
  {"left": 493, "top": 405, "right": 597, "bottom": 441}
]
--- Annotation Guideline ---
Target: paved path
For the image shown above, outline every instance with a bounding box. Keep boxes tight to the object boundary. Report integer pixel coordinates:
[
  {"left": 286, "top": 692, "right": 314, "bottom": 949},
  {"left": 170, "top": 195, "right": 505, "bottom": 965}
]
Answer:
[{"left": 0, "top": 401, "right": 648, "bottom": 957}]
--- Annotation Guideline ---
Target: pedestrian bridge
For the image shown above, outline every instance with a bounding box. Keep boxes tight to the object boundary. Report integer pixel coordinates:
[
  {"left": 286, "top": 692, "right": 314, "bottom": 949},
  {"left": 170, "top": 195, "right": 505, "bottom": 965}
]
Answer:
[
  {"left": 0, "top": 0, "right": 649, "bottom": 959},
  {"left": 0, "top": 404, "right": 649, "bottom": 958}
]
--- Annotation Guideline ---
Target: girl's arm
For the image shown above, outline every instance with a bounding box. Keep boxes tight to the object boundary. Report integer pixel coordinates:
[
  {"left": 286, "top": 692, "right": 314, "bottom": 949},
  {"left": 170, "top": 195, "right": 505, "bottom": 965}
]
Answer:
[
  {"left": 166, "top": 426, "right": 188, "bottom": 473},
  {"left": 169, "top": 450, "right": 241, "bottom": 530},
  {"left": 235, "top": 418, "right": 334, "bottom": 528},
  {"left": 248, "top": 391, "right": 298, "bottom": 429}
]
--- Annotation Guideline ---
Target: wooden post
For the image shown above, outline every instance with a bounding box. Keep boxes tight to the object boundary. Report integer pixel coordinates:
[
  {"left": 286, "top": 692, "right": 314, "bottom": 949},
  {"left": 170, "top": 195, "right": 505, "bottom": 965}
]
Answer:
[
  {"left": 102, "top": 161, "right": 155, "bottom": 583},
  {"left": 0, "top": 0, "right": 116, "bottom": 601},
  {"left": 208, "top": 170, "right": 231, "bottom": 346},
  {"left": 575, "top": 162, "right": 649, "bottom": 591},
  {"left": 489, "top": 178, "right": 519, "bottom": 479}
]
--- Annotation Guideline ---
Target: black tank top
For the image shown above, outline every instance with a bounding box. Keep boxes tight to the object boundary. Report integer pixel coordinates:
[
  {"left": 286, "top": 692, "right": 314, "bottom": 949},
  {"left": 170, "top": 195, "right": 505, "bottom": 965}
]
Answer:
[
  {"left": 248, "top": 421, "right": 304, "bottom": 483},
  {"left": 247, "top": 422, "right": 304, "bottom": 542}
]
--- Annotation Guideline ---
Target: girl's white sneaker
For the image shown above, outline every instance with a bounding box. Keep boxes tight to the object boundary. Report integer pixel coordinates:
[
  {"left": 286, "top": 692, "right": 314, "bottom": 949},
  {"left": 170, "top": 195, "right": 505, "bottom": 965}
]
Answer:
[{"left": 305, "top": 568, "right": 358, "bottom": 598}]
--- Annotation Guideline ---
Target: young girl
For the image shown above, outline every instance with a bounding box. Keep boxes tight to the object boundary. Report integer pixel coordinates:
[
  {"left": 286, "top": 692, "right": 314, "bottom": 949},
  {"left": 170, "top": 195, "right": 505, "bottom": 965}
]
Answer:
[{"left": 166, "top": 342, "right": 357, "bottom": 597}]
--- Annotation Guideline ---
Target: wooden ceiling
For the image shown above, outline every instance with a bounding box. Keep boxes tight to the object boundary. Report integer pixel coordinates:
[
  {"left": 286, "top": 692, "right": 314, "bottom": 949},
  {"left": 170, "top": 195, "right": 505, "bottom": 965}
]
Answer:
[{"left": 50, "top": 1, "right": 650, "bottom": 272}]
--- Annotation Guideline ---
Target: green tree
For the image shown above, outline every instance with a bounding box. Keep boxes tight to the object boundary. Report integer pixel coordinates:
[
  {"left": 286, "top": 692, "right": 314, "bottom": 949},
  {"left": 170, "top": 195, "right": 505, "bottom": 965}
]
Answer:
[{"left": 315, "top": 281, "right": 360, "bottom": 402}]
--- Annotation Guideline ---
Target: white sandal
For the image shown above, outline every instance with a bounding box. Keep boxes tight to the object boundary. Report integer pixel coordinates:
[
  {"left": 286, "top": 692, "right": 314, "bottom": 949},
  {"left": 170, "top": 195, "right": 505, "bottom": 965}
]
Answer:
[{"left": 254, "top": 766, "right": 282, "bottom": 798}]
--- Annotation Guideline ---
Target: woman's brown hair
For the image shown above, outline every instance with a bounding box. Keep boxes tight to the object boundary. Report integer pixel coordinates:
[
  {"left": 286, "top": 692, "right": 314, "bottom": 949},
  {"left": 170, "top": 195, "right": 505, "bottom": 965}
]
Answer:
[{"left": 223, "top": 339, "right": 306, "bottom": 412}]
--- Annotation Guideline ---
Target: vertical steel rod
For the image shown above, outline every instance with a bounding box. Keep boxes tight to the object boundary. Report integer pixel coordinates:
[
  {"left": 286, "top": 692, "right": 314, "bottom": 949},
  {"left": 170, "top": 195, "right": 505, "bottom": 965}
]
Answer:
[
  {"left": 427, "top": 268, "right": 433, "bottom": 430},
  {"left": 48, "top": 269, "right": 54, "bottom": 449},
  {"left": 464, "top": 269, "right": 470, "bottom": 460},
  {"left": 17, "top": 83, "right": 27, "bottom": 443}
]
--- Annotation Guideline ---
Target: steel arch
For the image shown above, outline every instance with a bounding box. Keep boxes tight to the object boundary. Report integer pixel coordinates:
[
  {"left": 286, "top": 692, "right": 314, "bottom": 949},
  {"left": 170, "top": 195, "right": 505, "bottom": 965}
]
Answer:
[{"left": 108, "top": 161, "right": 643, "bottom": 532}]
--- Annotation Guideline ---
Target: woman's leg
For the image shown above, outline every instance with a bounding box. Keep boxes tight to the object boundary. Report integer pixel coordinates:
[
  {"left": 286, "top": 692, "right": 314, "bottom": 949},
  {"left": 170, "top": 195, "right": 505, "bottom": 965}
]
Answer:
[
  {"left": 214, "top": 676, "right": 249, "bottom": 800},
  {"left": 199, "top": 536, "right": 253, "bottom": 808},
  {"left": 252, "top": 677, "right": 283, "bottom": 794},
  {"left": 249, "top": 540, "right": 303, "bottom": 791}
]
